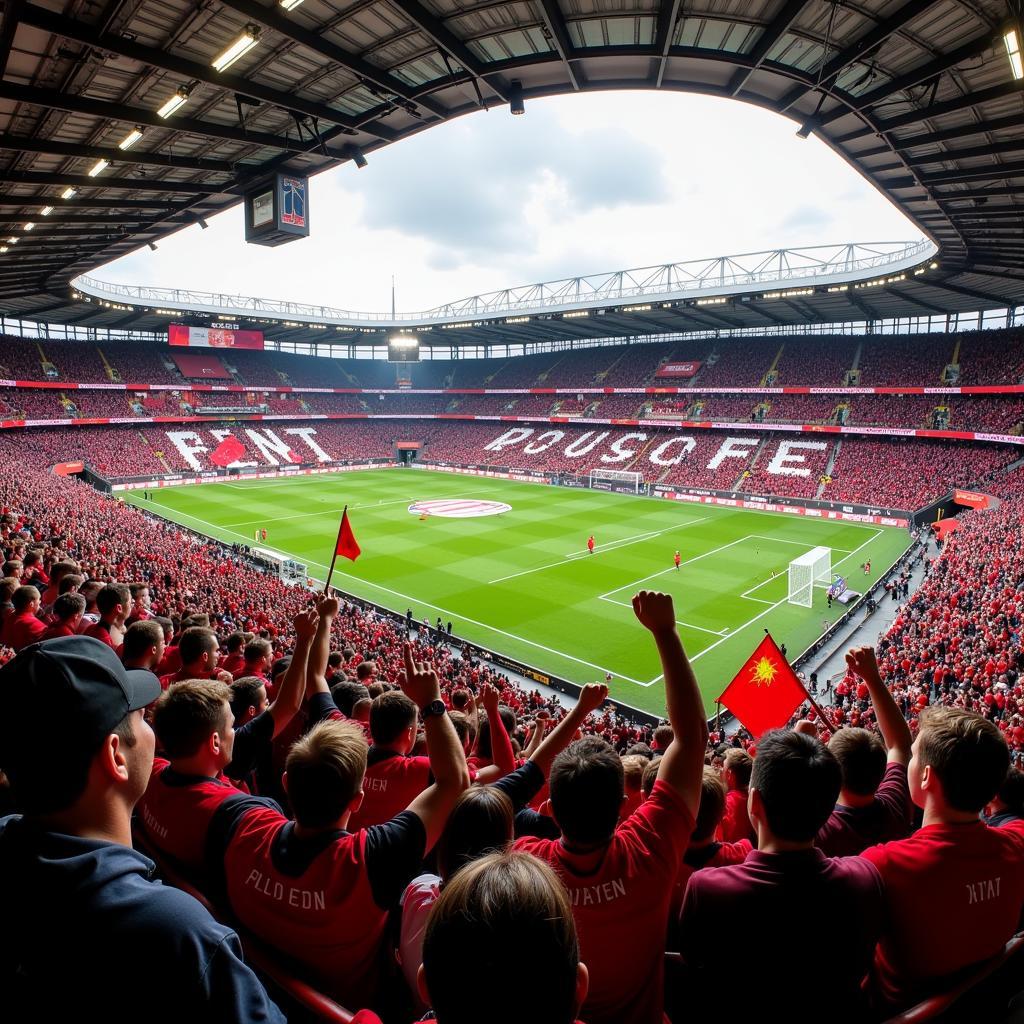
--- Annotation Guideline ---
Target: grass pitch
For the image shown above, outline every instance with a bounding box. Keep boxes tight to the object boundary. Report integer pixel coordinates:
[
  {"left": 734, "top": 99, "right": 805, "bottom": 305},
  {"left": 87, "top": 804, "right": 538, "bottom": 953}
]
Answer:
[{"left": 125, "top": 468, "right": 911, "bottom": 717}]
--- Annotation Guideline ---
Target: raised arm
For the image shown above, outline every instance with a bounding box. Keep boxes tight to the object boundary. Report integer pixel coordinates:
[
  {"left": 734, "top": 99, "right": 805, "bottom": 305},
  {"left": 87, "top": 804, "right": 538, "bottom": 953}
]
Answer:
[
  {"left": 268, "top": 607, "right": 319, "bottom": 739},
  {"left": 528, "top": 683, "right": 608, "bottom": 777},
  {"left": 846, "top": 645, "right": 912, "bottom": 765},
  {"left": 473, "top": 683, "right": 517, "bottom": 783},
  {"left": 632, "top": 591, "right": 707, "bottom": 820},
  {"left": 522, "top": 710, "right": 550, "bottom": 759},
  {"left": 400, "top": 643, "right": 471, "bottom": 850},
  {"left": 304, "top": 594, "right": 339, "bottom": 701}
]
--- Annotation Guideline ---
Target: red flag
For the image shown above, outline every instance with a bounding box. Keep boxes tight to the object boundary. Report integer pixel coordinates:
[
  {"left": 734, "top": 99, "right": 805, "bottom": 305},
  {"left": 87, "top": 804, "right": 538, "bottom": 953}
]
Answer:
[
  {"left": 334, "top": 508, "right": 360, "bottom": 561},
  {"left": 210, "top": 435, "right": 245, "bottom": 468},
  {"left": 718, "top": 634, "right": 807, "bottom": 738},
  {"left": 286, "top": 448, "right": 302, "bottom": 464}
]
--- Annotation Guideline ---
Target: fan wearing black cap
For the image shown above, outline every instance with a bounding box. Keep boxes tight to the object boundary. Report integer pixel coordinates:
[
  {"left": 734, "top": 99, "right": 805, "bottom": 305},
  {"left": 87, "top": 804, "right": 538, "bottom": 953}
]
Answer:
[{"left": 0, "top": 635, "right": 285, "bottom": 1024}]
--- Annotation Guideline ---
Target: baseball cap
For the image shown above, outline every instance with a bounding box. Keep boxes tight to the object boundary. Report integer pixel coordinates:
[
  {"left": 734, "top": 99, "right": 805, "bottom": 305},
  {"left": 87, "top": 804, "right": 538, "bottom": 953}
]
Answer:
[{"left": 0, "top": 635, "right": 161, "bottom": 779}]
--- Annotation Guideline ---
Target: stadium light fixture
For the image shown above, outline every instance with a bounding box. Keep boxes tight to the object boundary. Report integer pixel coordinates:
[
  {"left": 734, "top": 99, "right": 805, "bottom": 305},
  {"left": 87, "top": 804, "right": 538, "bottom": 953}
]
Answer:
[
  {"left": 88, "top": 158, "right": 110, "bottom": 177},
  {"left": 60, "top": 187, "right": 77, "bottom": 200},
  {"left": 510, "top": 80, "right": 525, "bottom": 116},
  {"left": 119, "top": 127, "right": 145, "bottom": 150},
  {"left": 23, "top": 222, "right": 34, "bottom": 231},
  {"left": 389, "top": 334, "right": 419, "bottom": 348},
  {"left": 40, "top": 206, "right": 53, "bottom": 216},
  {"left": 0, "top": 246, "right": 7, "bottom": 254},
  {"left": 212, "top": 25, "right": 261, "bottom": 72},
  {"left": 1005, "top": 23, "right": 1023, "bottom": 81},
  {"left": 6, "top": 236, "right": 17, "bottom": 244},
  {"left": 346, "top": 145, "right": 368, "bottom": 169},
  {"left": 148, "top": 241, "right": 158, "bottom": 251},
  {"left": 157, "top": 86, "right": 191, "bottom": 119},
  {"left": 279, "top": 0, "right": 305, "bottom": 9}
]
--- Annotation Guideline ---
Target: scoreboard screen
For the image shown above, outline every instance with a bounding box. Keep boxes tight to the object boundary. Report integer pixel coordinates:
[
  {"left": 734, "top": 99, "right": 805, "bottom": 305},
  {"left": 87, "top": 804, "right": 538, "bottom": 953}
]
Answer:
[{"left": 388, "top": 335, "right": 420, "bottom": 362}]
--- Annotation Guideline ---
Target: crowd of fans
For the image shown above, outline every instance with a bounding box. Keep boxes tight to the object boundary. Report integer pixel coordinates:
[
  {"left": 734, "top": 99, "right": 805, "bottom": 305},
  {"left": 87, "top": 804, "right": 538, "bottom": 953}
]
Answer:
[{"left": 1, "top": 448, "right": 1024, "bottom": 1021}]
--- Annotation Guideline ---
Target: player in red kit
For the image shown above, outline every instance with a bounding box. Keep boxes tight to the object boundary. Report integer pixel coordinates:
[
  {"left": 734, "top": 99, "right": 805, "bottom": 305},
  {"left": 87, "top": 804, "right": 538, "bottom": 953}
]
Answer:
[
  {"left": 587, "top": 535, "right": 595, "bottom": 555},
  {"left": 674, "top": 550, "right": 681, "bottom": 571}
]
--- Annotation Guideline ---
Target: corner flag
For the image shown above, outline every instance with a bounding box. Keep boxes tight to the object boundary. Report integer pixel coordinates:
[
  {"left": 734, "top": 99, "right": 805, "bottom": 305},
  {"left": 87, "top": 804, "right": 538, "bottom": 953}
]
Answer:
[{"left": 717, "top": 633, "right": 807, "bottom": 737}]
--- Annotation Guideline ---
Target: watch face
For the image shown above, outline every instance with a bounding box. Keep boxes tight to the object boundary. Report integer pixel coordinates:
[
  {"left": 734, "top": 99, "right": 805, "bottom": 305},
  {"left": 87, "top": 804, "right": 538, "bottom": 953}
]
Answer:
[{"left": 423, "top": 699, "right": 445, "bottom": 718}]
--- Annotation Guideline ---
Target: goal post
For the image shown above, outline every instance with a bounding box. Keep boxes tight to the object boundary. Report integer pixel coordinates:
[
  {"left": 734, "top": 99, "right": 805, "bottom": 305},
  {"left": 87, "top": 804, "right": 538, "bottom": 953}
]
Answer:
[
  {"left": 589, "top": 468, "right": 643, "bottom": 493},
  {"left": 787, "top": 546, "right": 832, "bottom": 608}
]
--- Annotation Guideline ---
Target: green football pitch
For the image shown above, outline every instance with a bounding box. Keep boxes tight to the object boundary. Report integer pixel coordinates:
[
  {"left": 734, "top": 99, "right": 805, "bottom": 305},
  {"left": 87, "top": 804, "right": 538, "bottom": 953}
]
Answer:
[{"left": 124, "top": 468, "right": 911, "bottom": 718}]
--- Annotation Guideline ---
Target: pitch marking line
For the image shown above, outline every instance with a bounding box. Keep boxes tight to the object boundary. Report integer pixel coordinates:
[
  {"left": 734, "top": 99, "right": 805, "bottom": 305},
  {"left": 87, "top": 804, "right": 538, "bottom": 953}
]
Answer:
[
  {"left": 129, "top": 495, "right": 650, "bottom": 685},
  {"left": 643, "top": 527, "right": 886, "bottom": 686},
  {"left": 487, "top": 516, "right": 711, "bottom": 585},
  {"left": 225, "top": 496, "right": 419, "bottom": 529}
]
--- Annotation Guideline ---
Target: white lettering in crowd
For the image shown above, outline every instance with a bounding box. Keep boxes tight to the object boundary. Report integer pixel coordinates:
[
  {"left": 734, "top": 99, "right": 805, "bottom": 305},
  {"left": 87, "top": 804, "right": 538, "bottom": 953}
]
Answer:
[
  {"left": 365, "top": 776, "right": 389, "bottom": 792},
  {"left": 166, "top": 431, "right": 210, "bottom": 472},
  {"left": 140, "top": 803, "right": 169, "bottom": 840},
  {"left": 245, "top": 428, "right": 295, "bottom": 466},
  {"left": 601, "top": 432, "right": 648, "bottom": 464},
  {"left": 567, "top": 877, "right": 627, "bottom": 907},
  {"left": 522, "top": 430, "right": 565, "bottom": 455},
  {"left": 285, "top": 426, "right": 331, "bottom": 462},
  {"left": 564, "top": 430, "right": 610, "bottom": 458},
  {"left": 765, "top": 440, "right": 828, "bottom": 478},
  {"left": 648, "top": 436, "right": 696, "bottom": 466},
  {"left": 966, "top": 877, "right": 1001, "bottom": 905},
  {"left": 209, "top": 428, "right": 258, "bottom": 470},
  {"left": 484, "top": 427, "right": 534, "bottom": 452},
  {"left": 706, "top": 436, "right": 760, "bottom": 471},
  {"left": 245, "top": 869, "right": 327, "bottom": 911}
]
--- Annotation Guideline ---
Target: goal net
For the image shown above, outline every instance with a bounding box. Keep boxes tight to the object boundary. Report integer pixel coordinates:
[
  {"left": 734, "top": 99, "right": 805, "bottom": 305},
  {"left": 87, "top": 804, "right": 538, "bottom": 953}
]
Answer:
[
  {"left": 787, "top": 546, "right": 832, "bottom": 608},
  {"left": 589, "top": 468, "right": 643, "bottom": 493}
]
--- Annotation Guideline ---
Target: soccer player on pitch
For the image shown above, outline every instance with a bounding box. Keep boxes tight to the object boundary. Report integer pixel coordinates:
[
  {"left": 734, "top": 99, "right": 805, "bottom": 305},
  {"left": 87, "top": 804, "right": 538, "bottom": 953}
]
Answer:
[
  {"left": 674, "top": 550, "right": 681, "bottom": 571},
  {"left": 587, "top": 535, "right": 595, "bottom": 555}
]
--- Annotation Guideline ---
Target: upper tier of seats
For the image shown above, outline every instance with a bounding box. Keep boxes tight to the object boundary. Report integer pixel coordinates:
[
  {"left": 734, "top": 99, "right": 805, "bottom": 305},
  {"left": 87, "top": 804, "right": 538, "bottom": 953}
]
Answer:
[{"left": 2, "top": 327, "right": 1022, "bottom": 389}]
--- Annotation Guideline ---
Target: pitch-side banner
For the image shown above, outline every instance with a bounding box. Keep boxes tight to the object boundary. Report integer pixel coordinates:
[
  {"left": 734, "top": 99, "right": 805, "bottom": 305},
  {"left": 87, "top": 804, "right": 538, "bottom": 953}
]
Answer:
[
  {"left": 655, "top": 361, "right": 702, "bottom": 379},
  {"left": 168, "top": 324, "right": 265, "bottom": 350}
]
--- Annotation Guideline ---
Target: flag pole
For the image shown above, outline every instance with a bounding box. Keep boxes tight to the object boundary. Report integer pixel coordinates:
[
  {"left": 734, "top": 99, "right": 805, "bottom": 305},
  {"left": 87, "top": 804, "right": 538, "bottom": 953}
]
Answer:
[
  {"left": 323, "top": 504, "right": 346, "bottom": 595},
  {"left": 801, "top": 686, "right": 843, "bottom": 735},
  {"left": 715, "top": 700, "right": 721, "bottom": 741}
]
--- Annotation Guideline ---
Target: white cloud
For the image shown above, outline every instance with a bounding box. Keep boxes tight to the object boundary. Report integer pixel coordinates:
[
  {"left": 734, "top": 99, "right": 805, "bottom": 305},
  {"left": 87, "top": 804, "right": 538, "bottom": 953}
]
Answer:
[{"left": 102, "top": 91, "right": 920, "bottom": 314}]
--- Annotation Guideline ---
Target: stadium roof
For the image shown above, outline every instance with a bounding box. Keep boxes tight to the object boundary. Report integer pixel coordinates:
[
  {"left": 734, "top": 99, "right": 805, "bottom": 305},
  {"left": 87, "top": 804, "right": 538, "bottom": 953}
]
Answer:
[{"left": 0, "top": 0, "right": 1022, "bottom": 343}]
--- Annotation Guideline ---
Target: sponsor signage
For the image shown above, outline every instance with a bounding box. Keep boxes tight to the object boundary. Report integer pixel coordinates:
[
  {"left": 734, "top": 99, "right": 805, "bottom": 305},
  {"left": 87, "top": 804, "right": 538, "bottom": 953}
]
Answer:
[{"left": 655, "top": 361, "right": 702, "bottom": 379}]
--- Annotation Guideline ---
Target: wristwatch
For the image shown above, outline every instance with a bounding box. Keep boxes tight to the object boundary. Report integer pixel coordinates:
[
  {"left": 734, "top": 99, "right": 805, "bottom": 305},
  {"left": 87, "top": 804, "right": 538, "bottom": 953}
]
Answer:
[{"left": 420, "top": 699, "right": 446, "bottom": 720}]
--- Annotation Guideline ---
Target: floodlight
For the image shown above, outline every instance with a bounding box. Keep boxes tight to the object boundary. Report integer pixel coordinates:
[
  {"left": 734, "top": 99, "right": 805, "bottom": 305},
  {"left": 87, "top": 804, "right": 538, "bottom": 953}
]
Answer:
[
  {"left": 23, "top": 222, "right": 34, "bottom": 231},
  {"left": 510, "top": 80, "right": 525, "bottom": 116},
  {"left": 88, "top": 159, "right": 109, "bottom": 177},
  {"left": 157, "top": 86, "right": 191, "bottom": 119},
  {"left": 280, "top": 0, "right": 305, "bottom": 8},
  {"left": 347, "top": 145, "right": 368, "bottom": 169},
  {"left": 40, "top": 206, "right": 53, "bottom": 216},
  {"left": 212, "top": 25, "right": 261, "bottom": 72},
  {"left": 60, "top": 187, "right": 77, "bottom": 200},
  {"left": 119, "top": 127, "right": 144, "bottom": 150},
  {"left": 1005, "top": 24, "right": 1023, "bottom": 81}
]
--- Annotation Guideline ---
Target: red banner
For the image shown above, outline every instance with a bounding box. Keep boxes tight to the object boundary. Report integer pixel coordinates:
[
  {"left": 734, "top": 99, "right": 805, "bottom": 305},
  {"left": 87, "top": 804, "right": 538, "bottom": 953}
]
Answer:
[
  {"left": 952, "top": 489, "right": 991, "bottom": 509},
  {"left": 655, "top": 361, "right": 702, "bottom": 379},
  {"left": 168, "top": 324, "right": 265, "bottom": 350}
]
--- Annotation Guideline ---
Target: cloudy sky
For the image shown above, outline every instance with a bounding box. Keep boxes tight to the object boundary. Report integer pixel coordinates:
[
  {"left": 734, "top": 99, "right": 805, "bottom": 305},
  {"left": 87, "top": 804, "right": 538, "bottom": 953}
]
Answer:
[{"left": 103, "top": 91, "right": 921, "bottom": 315}]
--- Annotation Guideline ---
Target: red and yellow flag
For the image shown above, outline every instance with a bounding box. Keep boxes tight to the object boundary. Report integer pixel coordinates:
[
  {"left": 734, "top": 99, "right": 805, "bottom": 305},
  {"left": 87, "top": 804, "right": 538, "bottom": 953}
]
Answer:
[
  {"left": 334, "top": 507, "right": 361, "bottom": 562},
  {"left": 718, "top": 634, "right": 807, "bottom": 737}
]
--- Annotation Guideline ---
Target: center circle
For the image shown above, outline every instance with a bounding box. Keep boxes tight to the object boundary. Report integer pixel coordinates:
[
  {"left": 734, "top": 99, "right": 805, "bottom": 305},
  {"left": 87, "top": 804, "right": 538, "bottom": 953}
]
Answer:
[{"left": 408, "top": 499, "right": 512, "bottom": 518}]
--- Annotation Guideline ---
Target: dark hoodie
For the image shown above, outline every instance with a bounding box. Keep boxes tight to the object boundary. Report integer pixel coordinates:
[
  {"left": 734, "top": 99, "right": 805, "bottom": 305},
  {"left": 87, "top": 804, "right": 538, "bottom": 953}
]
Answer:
[{"left": 0, "top": 815, "right": 285, "bottom": 1024}]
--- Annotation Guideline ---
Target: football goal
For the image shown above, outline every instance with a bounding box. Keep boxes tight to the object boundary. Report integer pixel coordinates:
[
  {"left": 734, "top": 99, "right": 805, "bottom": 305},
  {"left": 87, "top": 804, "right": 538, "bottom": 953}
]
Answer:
[
  {"left": 589, "top": 468, "right": 643, "bottom": 493},
  {"left": 787, "top": 546, "right": 832, "bottom": 608}
]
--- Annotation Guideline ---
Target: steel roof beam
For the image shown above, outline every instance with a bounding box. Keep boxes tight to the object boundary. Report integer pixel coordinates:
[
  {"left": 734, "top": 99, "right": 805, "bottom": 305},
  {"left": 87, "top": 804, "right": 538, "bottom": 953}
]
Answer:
[
  {"left": 855, "top": 115, "right": 1024, "bottom": 156},
  {"left": 919, "top": 161, "right": 1024, "bottom": 186},
  {"left": 214, "top": 0, "right": 447, "bottom": 117},
  {"left": 834, "top": 83, "right": 1024, "bottom": 143},
  {"left": 0, "top": 82, "right": 357, "bottom": 159},
  {"left": 17, "top": 3, "right": 398, "bottom": 142},
  {"left": 537, "top": 0, "right": 582, "bottom": 90},
  {"left": 728, "top": 0, "right": 809, "bottom": 96},
  {"left": 0, "top": 213, "right": 160, "bottom": 225},
  {"left": 385, "top": 0, "right": 510, "bottom": 103},
  {"left": 0, "top": 134, "right": 237, "bottom": 174},
  {"left": 653, "top": 0, "right": 683, "bottom": 88},
  {"left": 776, "top": 0, "right": 937, "bottom": 113},
  {"left": 0, "top": 169, "right": 223, "bottom": 194},
  {"left": 809, "top": 28, "right": 1001, "bottom": 132},
  {"left": 927, "top": 279, "right": 1017, "bottom": 306},
  {"left": 0, "top": 195, "right": 179, "bottom": 210},
  {"left": 906, "top": 138, "right": 1024, "bottom": 166},
  {"left": 883, "top": 286, "right": 945, "bottom": 314}
]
